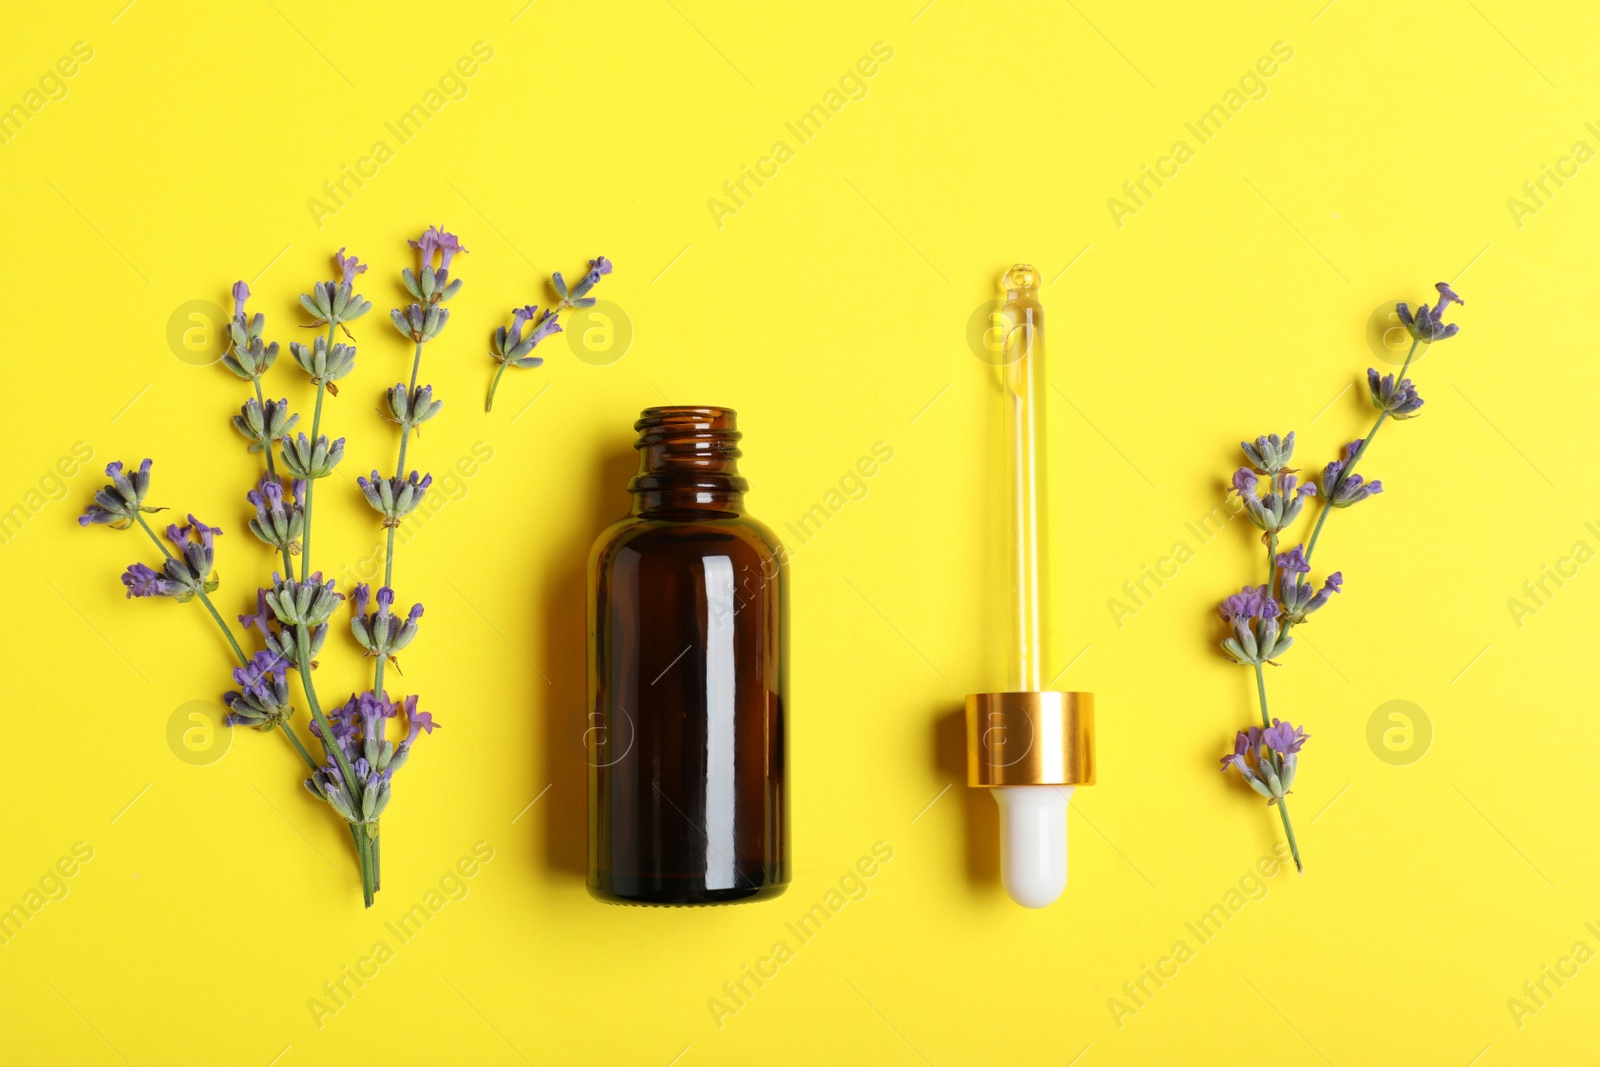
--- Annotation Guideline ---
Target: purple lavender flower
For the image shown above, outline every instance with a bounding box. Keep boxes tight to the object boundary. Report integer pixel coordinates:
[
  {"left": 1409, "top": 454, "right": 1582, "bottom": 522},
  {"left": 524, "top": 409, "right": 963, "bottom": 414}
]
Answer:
[
  {"left": 1320, "top": 440, "right": 1384, "bottom": 508},
  {"left": 1263, "top": 718, "right": 1310, "bottom": 755},
  {"left": 568, "top": 255, "right": 613, "bottom": 301},
  {"left": 79, "top": 459, "right": 155, "bottom": 528},
  {"left": 1241, "top": 432, "right": 1296, "bottom": 474},
  {"left": 1220, "top": 718, "right": 1307, "bottom": 803},
  {"left": 352, "top": 691, "right": 391, "bottom": 751},
  {"left": 383, "top": 695, "right": 439, "bottom": 777},
  {"left": 407, "top": 695, "right": 438, "bottom": 736},
  {"left": 309, "top": 695, "right": 361, "bottom": 744},
  {"left": 510, "top": 304, "right": 537, "bottom": 337},
  {"left": 335, "top": 247, "right": 368, "bottom": 285},
  {"left": 239, "top": 589, "right": 273, "bottom": 634},
  {"left": 397, "top": 229, "right": 466, "bottom": 327},
  {"left": 123, "top": 515, "right": 223, "bottom": 601},
  {"left": 492, "top": 305, "right": 559, "bottom": 371},
  {"left": 1275, "top": 544, "right": 1342, "bottom": 624},
  {"left": 222, "top": 291, "right": 279, "bottom": 379},
  {"left": 1275, "top": 544, "right": 1310, "bottom": 577},
  {"left": 233, "top": 649, "right": 289, "bottom": 703},
  {"left": 223, "top": 650, "right": 294, "bottom": 728},
  {"left": 246, "top": 474, "right": 304, "bottom": 553},
  {"left": 1367, "top": 369, "right": 1424, "bottom": 419},
  {"left": 1396, "top": 282, "right": 1465, "bottom": 344},
  {"left": 531, "top": 309, "right": 562, "bottom": 344},
  {"left": 169, "top": 515, "right": 222, "bottom": 587},
  {"left": 1219, "top": 585, "right": 1292, "bottom": 665},
  {"left": 351, "top": 585, "right": 424, "bottom": 661},
  {"left": 122, "top": 561, "right": 183, "bottom": 598},
  {"left": 410, "top": 226, "right": 467, "bottom": 271},
  {"left": 300, "top": 250, "right": 373, "bottom": 329},
  {"left": 1220, "top": 584, "right": 1279, "bottom": 622},
  {"left": 1219, "top": 726, "right": 1259, "bottom": 772},
  {"left": 304, "top": 689, "right": 430, "bottom": 824},
  {"left": 1234, "top": 468, "right": 1317, "bottom": 534}
]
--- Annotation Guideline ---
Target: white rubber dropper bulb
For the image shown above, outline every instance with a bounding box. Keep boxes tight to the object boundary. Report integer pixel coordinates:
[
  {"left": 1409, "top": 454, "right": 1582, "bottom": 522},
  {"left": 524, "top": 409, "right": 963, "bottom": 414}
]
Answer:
[{"left": 992, "top": 785, "right": 1071, "bottom": 908}]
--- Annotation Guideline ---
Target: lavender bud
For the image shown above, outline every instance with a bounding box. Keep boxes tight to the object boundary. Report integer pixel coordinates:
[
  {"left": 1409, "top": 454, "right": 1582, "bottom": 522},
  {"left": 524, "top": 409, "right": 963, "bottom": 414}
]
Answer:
[
  {"left": 263, "top": 571, "right": 344, "bottom": 626},
  {"left": 386, "top": 383, "right": 442, "bottom": 428},
  {"left": 1241, "top": 431, "right": 1295, "bottom": 474},
  {"left": 80, "top": 459, "right": 156, "bottom": 528},
  {"left": 1366, "top": 369, "right": 1425, "bottom": 419},
  {"left": 279, "top": 433, "right": 345, "bottom": 479},
  {"left": 357, "top": 471, "right": 432, "bottom": 526},
  {"left": 288, "top": 336, "right": 357, "bottom": 391}
]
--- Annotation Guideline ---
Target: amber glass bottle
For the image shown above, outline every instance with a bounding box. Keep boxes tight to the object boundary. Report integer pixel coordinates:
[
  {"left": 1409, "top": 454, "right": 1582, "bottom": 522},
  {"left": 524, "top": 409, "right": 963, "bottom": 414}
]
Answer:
[{"left": 587, "top": 406, "right": 789, "bottom": 905}]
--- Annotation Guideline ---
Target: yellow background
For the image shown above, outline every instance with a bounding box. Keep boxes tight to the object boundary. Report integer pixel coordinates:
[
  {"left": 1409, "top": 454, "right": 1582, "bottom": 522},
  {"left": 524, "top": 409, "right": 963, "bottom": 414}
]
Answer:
[{"left": 1, "top": 1, "right": 1594, "bottom": 1063}]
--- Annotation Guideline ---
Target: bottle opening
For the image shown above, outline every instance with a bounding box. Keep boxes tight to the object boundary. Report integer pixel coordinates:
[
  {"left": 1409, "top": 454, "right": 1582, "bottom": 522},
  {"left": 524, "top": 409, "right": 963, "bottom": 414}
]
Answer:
[{"left": 631, "top": 406, "right": 747, "bottom": 515}]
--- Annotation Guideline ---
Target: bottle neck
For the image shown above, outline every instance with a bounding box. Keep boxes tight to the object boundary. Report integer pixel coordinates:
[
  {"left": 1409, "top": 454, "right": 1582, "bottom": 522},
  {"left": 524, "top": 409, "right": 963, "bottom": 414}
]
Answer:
[{"left": 630, "top": 406, "right": 747, "bottom": 518}]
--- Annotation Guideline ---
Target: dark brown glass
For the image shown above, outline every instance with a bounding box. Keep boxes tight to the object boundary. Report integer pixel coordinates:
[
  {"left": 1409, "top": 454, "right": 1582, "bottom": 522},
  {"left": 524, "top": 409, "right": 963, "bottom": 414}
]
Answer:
[{"left": 586, "top": 406, "right": 789, "bottom": 905}]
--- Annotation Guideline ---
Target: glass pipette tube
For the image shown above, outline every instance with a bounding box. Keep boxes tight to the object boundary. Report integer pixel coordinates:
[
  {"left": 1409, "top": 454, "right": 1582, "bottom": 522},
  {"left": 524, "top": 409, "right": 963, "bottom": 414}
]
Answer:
[{"left": 1000, "top": 264, "right": 1047, "bottom": 692}]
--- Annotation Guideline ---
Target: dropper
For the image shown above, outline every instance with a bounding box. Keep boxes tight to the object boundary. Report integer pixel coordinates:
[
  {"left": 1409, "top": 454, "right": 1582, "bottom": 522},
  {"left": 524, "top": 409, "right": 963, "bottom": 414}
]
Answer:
[{"left": 965, "top": 264, "right": 1096, "bottom": 908}]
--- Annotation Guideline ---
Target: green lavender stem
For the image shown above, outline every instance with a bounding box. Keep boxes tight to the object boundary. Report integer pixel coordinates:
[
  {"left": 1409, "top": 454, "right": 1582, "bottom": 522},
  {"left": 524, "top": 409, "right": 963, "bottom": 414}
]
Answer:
[
  {"left": 252, "top": 378, "right": 296, "bottom": 576},
  {"left": 361, "top": 337, "right": 424, "bottom": 891},
  {"left": 1254, "top": 661, "right": 1303, "bottom": 874},
  {"left": 296, "top": 623, "right": 375, "bottom": 907},
  {"left": 1305, "top": 338, "right": 1417, "bottom": 564},
  {"left": 298, "top": 322, "right": 337, "bottom": 582},
  {"left": 485, "top": 361, "right": 508, "bottom": 412},
  {"left": 276, "top": 716, "right": 319, "bottom": 772},
  {"left": 1267, "top": 530, "right": 1279, "bottom": 595},
  {"left": 372, "top": 341, "right": 424, "bottom": 700}
]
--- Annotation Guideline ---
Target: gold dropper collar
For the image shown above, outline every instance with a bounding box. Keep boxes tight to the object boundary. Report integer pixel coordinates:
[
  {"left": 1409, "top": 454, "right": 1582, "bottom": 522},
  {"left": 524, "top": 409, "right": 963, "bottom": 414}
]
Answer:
[{"left": 966, "top": 691, "right": 1095, "bottom": 787}]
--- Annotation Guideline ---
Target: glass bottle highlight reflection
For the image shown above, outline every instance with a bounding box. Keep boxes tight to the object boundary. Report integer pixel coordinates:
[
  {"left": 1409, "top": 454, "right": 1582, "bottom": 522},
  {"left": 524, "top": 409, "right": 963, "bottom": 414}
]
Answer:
[{"left": 587, "top": 406, "right": 789, "bottom": 905}]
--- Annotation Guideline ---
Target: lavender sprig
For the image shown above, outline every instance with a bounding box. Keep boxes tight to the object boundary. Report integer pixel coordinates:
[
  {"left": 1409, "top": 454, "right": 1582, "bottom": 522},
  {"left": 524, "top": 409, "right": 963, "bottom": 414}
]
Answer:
[
  {"left": 373, "top": 227, "right": 460, "bottom": 596},
  {"left": 1304, "top": 282, "right": 1464, "bottom": 562},
  {"left": 1216, "top": 283, "right": 1466, "bottom": 875},
  {"left": 484, "top": 255, "right": 612, "bottom": 411},
  {"left": 79, "top": 245, "right": 449, "bottom": 910},
  {"left": 331, "top": 227, "right": 464, "bottom": 892},
  {"left": 80, "top": 462, "right": 249, "bottom": 667}
]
